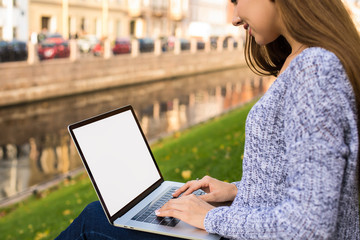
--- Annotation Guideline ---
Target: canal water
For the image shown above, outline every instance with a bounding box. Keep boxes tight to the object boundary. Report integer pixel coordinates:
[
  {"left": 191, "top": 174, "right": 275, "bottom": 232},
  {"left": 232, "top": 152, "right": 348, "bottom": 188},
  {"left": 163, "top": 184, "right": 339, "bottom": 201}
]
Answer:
[{"left": 0, "top": 67, "right": 273, "bottom": 204}]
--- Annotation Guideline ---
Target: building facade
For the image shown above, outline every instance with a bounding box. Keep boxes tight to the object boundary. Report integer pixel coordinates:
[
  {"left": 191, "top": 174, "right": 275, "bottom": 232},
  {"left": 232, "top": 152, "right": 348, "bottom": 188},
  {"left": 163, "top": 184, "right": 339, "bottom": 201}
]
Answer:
[
  {"left": 29, "top": 0, "right": 129, "bottom": 40},
  {"left": 187, "top": 0, "right": 228, "bottom": 39},
  {"left": 28, "top": 0, "right": 191, "bottom": 41},
  {"left": 0, "top": 0, "right": 359, "bottom": 42},
  {"left": 0, "top": 0, "right": 29, "bottom": 41},
  {"left": 0, "top": 0, "right": 237, "bottom": 42}
]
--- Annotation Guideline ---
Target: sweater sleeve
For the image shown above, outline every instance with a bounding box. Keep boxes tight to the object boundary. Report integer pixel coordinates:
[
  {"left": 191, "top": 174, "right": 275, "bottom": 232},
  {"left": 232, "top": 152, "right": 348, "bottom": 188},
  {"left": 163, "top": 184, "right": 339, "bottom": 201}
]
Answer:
[{"left": 204, "top": 52, "right": 354, "bottom": 239}]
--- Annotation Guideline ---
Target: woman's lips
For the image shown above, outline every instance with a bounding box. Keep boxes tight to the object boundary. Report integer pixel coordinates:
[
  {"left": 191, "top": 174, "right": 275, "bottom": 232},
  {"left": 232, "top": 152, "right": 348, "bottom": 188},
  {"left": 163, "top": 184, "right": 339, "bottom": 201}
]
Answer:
[{"left": 243, "top": 23, "right": 251, "bottom": 35}]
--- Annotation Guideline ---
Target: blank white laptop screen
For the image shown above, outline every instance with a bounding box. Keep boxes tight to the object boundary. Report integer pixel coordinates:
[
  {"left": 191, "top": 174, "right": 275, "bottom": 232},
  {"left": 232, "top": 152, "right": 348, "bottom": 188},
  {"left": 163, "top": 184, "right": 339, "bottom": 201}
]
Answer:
[{"left": 73, "top": 110, "right": 161, "bottom": 216}]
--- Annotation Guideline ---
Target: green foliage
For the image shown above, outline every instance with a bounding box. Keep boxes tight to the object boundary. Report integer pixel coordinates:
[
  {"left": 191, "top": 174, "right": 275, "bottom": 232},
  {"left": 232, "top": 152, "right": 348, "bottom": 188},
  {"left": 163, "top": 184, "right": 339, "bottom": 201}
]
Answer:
[{"left": 0, "top": 102, "right": 254, "bottom": 240}]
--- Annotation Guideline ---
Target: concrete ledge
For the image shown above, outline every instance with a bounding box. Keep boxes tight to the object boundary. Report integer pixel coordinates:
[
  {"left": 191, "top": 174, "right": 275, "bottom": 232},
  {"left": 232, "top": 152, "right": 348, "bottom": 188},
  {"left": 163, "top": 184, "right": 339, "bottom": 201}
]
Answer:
[{"left": 0, "top": 50, "right": 245, "bottom": 106}]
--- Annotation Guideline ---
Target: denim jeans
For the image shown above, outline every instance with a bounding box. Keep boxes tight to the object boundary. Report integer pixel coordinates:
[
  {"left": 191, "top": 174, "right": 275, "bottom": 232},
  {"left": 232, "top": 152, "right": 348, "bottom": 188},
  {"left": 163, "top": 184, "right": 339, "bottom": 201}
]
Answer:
[{"left": 55, "top": 201, "right": 183, "bottom": 240}]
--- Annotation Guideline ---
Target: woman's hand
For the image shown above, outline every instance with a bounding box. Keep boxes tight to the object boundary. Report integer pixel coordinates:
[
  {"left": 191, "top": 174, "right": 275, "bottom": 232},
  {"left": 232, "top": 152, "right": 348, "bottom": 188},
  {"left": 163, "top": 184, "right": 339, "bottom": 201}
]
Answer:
[
  {"left": 155, "top": 176, "right": 238, "bottom": 229},
  {"left": 173, "top": 175, "right": 238, "bottom": 203},
  {"left": 155, "top": 194, "right": 215, "bottom": 229}
]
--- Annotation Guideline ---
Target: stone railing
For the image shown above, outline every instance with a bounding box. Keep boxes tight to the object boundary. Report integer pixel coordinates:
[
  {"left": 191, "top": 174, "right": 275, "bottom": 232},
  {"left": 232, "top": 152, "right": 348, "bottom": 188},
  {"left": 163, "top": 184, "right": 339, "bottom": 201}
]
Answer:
[{"left": 0, "top": 39, "right": 246, "bottom": 107}]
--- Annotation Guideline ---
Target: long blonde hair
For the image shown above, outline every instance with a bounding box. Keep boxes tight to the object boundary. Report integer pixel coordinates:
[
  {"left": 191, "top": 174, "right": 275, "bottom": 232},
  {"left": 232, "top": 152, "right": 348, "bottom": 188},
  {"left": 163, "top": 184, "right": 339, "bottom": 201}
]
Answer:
[{"left": 245, "top": 0, "right": 360, "bottom": 186}]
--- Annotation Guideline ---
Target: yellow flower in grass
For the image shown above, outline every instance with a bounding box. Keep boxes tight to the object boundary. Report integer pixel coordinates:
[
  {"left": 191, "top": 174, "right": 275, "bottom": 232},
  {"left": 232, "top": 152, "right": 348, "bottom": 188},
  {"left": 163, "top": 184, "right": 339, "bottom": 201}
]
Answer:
[
  {"left": 63, "top": 209, "right": 72, "bottom": 216},
  {"left": 34, "top": 230, "right": 49, "bottom": 240},
  {"left": 181, "top": 170, "right": 192, "bottom": 180}
]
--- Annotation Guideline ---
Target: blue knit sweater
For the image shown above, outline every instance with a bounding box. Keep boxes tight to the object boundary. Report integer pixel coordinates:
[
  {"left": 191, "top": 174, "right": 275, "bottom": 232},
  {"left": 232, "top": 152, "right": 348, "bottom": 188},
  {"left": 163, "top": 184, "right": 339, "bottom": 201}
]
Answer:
[{"left": 204, "top": 47, "right": 359, "bottom": 239}]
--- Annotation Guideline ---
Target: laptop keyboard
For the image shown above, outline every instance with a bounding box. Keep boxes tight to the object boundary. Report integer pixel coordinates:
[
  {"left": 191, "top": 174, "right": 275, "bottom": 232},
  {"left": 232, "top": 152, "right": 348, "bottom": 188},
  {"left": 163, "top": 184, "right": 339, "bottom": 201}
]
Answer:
[{"left": 131, "top": 186, "right": 205, "bottom": 227}]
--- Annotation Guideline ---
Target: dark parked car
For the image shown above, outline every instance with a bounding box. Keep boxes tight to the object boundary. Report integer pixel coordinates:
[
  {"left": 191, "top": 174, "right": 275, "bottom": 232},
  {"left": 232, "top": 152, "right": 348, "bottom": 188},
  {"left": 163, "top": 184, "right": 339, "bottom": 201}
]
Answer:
[
  {"left": 223, "top": 36, "right": 238, "bottom": 49},
  {"left": 0, "top": 40, "right": 28, "bottom": 62},
  {"left": 112, "top": 38, "right": 131, "bottom": 55},
  {"left": 161, "top": 37, "right": 191, "bottom": 52},
  {"left": 7, "top": 40, "right": 28, "bottom": 61},
  {"left": 38, "top": 35, "right": 70, "bottom": 60},
  {"left": 196, "top": 40, "right": 205, "bottom": 50},
  {"left": 0, "top": 41, "right": 9, "bottom": 62},
  {"left": 210, "top": 36, "right": 238, "bottom": 50},
  {"left": 180, "top": 38, "right": 190, "bottom": 51},
  {"left": 210, "top": 36, "right": 218, "bottom": 50},
  {"left": 138, "top": 38, "right": 154, "bottom": 52}
]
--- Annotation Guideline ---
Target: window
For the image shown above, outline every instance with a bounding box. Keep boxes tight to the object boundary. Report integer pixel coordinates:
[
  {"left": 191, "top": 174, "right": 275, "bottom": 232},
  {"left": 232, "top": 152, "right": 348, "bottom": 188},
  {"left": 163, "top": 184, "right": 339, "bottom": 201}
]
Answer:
[
  {"left": 13, "top": 27, "right": 17, "bottom": 39},
  {"left": 41, "top": 16, "right": 50, "bottom": 30},
  {"left": 81, "top": 18, "right": 85, "bottom": 31},
  {"left": 130, "top": 20, "right": 135, "bottom": 36},
  {"left": 116, "top": 20, "right": 121, "bottom": 37}
]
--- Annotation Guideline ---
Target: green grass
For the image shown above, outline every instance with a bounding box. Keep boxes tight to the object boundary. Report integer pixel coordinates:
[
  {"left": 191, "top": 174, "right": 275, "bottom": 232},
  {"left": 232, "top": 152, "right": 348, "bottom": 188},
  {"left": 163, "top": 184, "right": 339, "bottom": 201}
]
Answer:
[{"left": 0, "top": 102, "right": 254, "bottom": 240}]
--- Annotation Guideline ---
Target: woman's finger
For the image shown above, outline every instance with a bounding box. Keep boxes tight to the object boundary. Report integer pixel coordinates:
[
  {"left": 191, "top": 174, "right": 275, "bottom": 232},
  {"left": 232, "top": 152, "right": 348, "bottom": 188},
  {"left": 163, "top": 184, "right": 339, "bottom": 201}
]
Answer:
[
  {"left": 156, "top": 198, "right": 186, "bottom": 217},
  {"left": 172, "top": 179, "right": 202, "bottom": 197},
  {"left": 172, "top": 181, "right": 194, "bottom": 197},
  {"left": 155, "top": 195, "right": 213, "bottom": 230},
  {"left": 155, "top": 208, "right": 182, "bottom": 219},
  {"left": 182, "top": 179, "right": 207, "bottom": 196}
]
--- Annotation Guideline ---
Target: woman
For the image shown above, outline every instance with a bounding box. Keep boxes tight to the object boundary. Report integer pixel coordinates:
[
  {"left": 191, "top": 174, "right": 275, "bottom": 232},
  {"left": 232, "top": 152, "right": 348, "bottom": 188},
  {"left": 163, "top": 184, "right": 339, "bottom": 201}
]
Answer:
[{"left": 57, "top": 0, "right": 360, "bottom": 239}]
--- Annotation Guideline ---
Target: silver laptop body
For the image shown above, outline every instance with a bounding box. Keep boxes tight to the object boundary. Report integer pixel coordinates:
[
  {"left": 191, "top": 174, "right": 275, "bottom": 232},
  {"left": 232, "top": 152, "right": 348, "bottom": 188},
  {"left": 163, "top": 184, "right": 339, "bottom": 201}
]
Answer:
[{"left": 68, "top": 105, "right": 220, "bottom": 240}]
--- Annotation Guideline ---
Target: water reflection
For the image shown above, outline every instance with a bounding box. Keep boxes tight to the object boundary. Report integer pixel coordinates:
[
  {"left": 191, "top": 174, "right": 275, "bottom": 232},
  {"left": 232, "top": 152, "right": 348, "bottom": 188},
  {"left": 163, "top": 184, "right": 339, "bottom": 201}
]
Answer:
[{"left": 0, "top": 67, "right": 273, "bottom": 203}]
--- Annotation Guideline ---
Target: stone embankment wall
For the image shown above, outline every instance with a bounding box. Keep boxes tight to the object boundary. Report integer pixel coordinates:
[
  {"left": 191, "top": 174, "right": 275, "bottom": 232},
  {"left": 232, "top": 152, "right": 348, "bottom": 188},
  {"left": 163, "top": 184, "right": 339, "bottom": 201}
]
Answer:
[{"left": 0, "top": 49, "right": 246, "bottom": 107}]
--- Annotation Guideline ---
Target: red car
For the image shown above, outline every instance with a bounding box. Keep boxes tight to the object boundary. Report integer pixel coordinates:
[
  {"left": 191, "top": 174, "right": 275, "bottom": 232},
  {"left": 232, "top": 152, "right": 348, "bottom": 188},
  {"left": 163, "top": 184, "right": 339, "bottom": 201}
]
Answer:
[
  {"left": 92, "top": 41, "right": 104, "bottom": 56},
  {"left": 38, "top": 35, "right": 70, "bottom": 60},
  {"left": 112, "top": 38, "right": 131, "bottom": 55},
  {"left": 92, "top": 38, "right": 131, "bottom": 56}
]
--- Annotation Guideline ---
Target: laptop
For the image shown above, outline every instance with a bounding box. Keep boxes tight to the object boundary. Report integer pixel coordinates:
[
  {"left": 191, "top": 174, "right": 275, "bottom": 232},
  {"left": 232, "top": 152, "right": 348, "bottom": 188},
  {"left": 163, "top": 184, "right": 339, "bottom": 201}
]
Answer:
[{"left": 68, "top": 105, "right": 221, "bottom": 240}]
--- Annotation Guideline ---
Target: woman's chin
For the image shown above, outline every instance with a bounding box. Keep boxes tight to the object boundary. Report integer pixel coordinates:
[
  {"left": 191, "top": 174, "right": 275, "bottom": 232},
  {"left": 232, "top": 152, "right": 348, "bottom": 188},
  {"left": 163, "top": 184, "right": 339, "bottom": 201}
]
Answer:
[{"left": 253, "top": 36, "right": 276, "bottom": 46}]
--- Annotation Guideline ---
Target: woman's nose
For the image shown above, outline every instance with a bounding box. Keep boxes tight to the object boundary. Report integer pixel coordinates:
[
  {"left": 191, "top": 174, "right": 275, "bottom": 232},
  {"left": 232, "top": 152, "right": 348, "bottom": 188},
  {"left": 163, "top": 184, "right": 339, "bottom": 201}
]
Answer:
[{"left": 232, "top": 16, "right": 244, "bottom": 26}]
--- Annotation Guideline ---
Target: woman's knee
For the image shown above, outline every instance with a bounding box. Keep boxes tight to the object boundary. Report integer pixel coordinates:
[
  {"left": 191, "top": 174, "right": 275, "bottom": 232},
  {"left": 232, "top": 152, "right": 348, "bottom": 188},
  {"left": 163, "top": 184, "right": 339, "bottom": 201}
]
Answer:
[
  {"left": 85, "top": 201, "right": 102, "bottom": 211},
  {"left": 80, "top": 201, "right": 105, "bottom": 220}
]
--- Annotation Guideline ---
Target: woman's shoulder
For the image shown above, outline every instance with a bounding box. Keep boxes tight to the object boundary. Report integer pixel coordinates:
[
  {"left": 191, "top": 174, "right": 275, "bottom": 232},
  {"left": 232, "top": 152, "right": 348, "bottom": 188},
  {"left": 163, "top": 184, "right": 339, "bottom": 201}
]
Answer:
[
  {"left": 282, "top": 47, "right": 355, "bottom": 112},
  {"left": 282, "top": 47, "right": 351, "bottom": 92},
  {"left": 290, "top": 47, "right": 339, "bottom": 70},
  {"left": 281, "top": 46, "right": 354, "bottom": 106},
  {"left": 289, "top": 47, "right": 345, "bottom": 77},
  {"left": 299, "top": 47, "right": 337, "bottom": 59}
]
